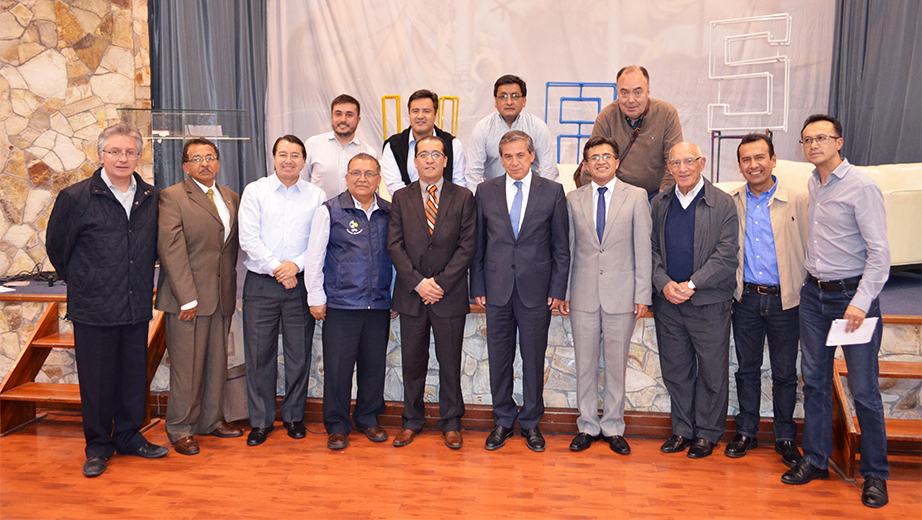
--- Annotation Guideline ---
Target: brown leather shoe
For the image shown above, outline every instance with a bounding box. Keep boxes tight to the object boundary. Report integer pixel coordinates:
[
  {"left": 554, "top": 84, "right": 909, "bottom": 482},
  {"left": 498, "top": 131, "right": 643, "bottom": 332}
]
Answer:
[
  {"left": 210, "top": 421, "right": 244, "bottom": 438},
  {"left": 444, "top": 430, "right": 463, "bottom": 449},
  {"left": 361, "top": 425, "right": 389, "bottom": 443},
  {"left": 327, "top": 433, "right": 348, "bottom": 450},
  {"left": 393, "top": 428, "right": 416, "bottom": 447},
  {"left": 173, "top": 436, "right": 200, "bottom": 456}
]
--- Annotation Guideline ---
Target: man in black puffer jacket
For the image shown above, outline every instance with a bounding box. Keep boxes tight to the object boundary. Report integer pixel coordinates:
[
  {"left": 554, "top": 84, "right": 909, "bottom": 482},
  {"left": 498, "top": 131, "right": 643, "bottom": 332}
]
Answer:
[{"left": 47, "top": 122, "right": 168, "bottom": 478}]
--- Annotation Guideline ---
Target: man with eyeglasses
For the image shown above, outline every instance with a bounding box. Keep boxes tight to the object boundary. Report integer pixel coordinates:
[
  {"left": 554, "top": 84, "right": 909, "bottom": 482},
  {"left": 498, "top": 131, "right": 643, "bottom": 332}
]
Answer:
[
  {"left": 303, "top": 94, "right": 378, "bottom": 200},
  {"left": 381, "top": 89, "right": 468, "bottom": 196},
  {"left": 304, "top": 154, "right": 394, "bottom": 450},
  {"left": 650, "top": 141, "right": 738, "bottom": 459},
  {"left": 576, "top": 66, "right": 683, "bottom": 198},
  {"left": 238, "top": 135, "right": 327, "bottom": 446},
  {"left": 781, "top": 115, "right": 890, "bottom": 509},
  {"left": 47, "top": 122, "right": 168, "bottom": 477},
  {"left": 724, "top": 134, "right": 807, "bottom": 467},
  {"left": 155, "top": 137, "right": 244, "bottom": 456},
  {"left": 560, "top": 136, "right": 652, "bottom": 455},
  {"left": 387, "top": 136, "right": 476, "bottom": 449},
  {"left": 466, "top": 75, "right": 559, "bottom": 190}
]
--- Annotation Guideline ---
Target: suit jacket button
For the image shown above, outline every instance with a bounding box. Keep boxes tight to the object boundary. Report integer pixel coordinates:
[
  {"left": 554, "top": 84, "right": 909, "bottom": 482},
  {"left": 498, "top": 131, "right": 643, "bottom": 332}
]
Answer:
[
  {"left": 428, "top": 245, "right": 433, "bottom": 250},
  {"left": 511, "top": 264, "right": 515, "bottom": 269}
]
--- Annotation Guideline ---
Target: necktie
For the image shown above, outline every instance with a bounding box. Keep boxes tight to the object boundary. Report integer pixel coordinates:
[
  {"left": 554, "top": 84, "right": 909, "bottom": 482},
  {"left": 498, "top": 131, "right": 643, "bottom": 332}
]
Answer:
[
  {"left": 426, "top": 184, "right": 438, "bottom": 235},
  {"left": 206, "top": 188, "right": 217, "bottom": 209},
  {"left": 597, "top": 186, "right": 608, "bottom": 243},
  {"left": 510, "top": 180, "right": 523, "bottom": 239}
]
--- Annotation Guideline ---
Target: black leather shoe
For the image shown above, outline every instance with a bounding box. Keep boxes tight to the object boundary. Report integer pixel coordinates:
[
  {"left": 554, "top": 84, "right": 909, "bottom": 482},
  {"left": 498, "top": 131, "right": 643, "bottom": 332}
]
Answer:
[
  {"left": 283, "top": 421, "right": 306, "bottom": 439},
  {"left": 781, "top": 459, "right": 829, "bottom": 485},
  {"left": 247, "top": 426, "right": 274, "bottom": 446},
  {"left": 606, "top": 435, "right": 631, "bottom": 455},
  {"left": 569, "top": 432, "right": 601, "bottom": 452},
  {"left": 82, "top": 456, "right": 107, "bottom": 477},
  {"left": 660, "top": 435, "right": 694, "bottom": 453},
  {"left": 724, "top": 434, "right": 758, "bottom": 458},
  {"left": 484, "top": 425, "right": 515, "bottom": 451},
  {"left": 861, "top": 476, "right": 888, "bottom": 508},
  {"left": 775, "top": 441, "right": 803, "bottom": 468},
  {"left": 687, "top": 438, "right": 715, "bottom": 459},
  {"left": 522, "top": 428, "right": 546, "bottom": 452},
  {"left": 127, "top": 441, "right": 169, "bottom": 459}
]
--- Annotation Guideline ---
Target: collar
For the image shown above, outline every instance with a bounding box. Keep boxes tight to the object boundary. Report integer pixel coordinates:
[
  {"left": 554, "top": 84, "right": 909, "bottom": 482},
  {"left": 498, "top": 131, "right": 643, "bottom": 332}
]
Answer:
[
  {"left": 591, "top": 177, "right": 617, "bottom": 192},
  {"left": 325, "top": 131, "right": 358, "bottom": 147},
  {"left": 190, "top": 177, "right": 217, "bottom": 194},
  {"left": 100, "top": 168, "right": 137, "bottom": 193},
  {"left": 505, "top": 170, "right": 533, "bottom": 190},
  {"left": 420, "top": 176, "right": 444, "bottom": 193},
  {"left": 745, "top": 175, "right": 777, "bottom": 200}
]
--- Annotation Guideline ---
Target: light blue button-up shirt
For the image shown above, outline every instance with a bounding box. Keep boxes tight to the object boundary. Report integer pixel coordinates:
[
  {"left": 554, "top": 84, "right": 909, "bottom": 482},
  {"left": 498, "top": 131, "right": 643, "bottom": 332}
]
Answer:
[{"left": 743, "top": 179, "right": 780, "bottom": 286}]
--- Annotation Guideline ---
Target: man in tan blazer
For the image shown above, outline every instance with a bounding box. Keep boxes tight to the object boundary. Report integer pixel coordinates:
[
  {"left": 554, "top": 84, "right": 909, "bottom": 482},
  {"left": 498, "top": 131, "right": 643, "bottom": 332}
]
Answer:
[
  {"left": 156, "top": 137, "right": 244, "bottom": 455},
  {"left": 561, "top": 136, "right": 652, "bottom": 455}
]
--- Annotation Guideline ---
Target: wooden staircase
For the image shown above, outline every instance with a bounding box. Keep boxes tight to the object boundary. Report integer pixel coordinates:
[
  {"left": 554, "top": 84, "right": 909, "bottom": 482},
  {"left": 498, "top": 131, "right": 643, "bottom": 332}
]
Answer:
[{"left": 0, "top": 300, "right": 167, "bottom": 435}]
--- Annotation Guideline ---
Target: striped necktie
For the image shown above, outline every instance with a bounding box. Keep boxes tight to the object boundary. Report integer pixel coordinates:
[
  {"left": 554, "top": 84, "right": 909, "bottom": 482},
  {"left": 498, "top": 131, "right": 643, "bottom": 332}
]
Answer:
[
  {"left": 426, "top": 184, "right": 438, "bottom": 235},
  {"left": 206, "top": 188, "right": 217, "bottom": 209}
]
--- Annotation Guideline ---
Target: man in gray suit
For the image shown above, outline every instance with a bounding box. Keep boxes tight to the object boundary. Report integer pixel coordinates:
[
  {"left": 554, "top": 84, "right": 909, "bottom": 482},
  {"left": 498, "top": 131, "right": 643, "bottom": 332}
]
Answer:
[
  {"left": 560, "top": 136, "right": 652, "bottom": 455},
  {"left": 651, "top": 141, "right": 738, "bottom": 459}
]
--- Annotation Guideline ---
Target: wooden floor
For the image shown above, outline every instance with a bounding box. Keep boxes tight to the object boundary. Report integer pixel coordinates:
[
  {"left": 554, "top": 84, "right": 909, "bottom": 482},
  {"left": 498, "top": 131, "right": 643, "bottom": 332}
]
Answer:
[{"left": 1, "top": 413, "right": 919, "bottom": 520}]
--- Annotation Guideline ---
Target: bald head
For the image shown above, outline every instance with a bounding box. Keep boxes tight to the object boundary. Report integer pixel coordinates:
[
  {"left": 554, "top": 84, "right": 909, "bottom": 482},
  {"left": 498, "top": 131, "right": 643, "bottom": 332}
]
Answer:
[{"left": 667, "top": 142, "right": 706, "bottom": 195}]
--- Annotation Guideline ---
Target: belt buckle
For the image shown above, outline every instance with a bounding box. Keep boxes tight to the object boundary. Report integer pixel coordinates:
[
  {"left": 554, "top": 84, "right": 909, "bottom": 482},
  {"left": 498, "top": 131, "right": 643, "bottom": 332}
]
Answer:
[{"left": 757, "top": 285, "right": 770, "bottom": 295}]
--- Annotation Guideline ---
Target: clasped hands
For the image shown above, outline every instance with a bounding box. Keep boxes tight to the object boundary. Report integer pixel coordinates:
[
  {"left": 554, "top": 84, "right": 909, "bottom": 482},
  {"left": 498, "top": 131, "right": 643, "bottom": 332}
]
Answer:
[{"left": 273, "top": 261, "right": 299, "bottom": 290}]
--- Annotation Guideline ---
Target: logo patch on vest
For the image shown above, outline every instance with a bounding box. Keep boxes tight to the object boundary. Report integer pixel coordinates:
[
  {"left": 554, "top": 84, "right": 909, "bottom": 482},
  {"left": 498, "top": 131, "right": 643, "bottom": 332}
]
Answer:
[{"left": 347, "top": 219, "right": 364, "bottom": 235}]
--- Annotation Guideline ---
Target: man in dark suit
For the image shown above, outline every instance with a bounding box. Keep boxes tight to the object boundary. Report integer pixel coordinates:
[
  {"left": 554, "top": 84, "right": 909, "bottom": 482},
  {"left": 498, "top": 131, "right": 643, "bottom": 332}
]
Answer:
[
  {"left": 470, "top": 130, "right": 570, "bottom": 452},
  {"left": 156, "top": 137, "right": 245, "bottom": 456},
  {"left": 388, "top": 136, "right": 477, "bottom": 449}
]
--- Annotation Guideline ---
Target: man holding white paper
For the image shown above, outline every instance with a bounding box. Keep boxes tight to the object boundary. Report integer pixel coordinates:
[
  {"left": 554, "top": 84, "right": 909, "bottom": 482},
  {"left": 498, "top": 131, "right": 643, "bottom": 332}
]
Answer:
[{"left": 780, "top": 114, "right": 890, "bottom": 509}]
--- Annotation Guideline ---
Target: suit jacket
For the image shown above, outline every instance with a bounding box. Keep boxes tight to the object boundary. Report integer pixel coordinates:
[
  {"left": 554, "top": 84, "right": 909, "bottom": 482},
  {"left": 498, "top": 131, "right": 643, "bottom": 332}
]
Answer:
[
  {"left": 388, "top": 180, "right": 477, "bottom": 318},
  {"left": 650, "top": 179, "right": 738, "bottom": 306},
  {"left": 566, "top": 180, "right": 653, "bottom": 314},
  {"left": 470, "top": 173, "right": 570, "bottom": 308},
  {"left": 155, "top": 177, "right": 240, "bottom": 317}
]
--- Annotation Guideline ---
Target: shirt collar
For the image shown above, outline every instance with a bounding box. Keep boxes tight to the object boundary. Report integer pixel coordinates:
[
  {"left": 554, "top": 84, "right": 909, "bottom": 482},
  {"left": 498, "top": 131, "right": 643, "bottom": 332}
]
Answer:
[
  {"left": 420, "top": 176, "right": 444, "bottom": 193},
  {"left": 409, "top": 128, "right": 437, "bottom": 145},
  {"left": 190, "top": 177, "right": 216, "bottom": 194},
  {"left": 591, "top": 177, "right": 617, "bottom": 192},
  {"left": 506, "top": 170, "right": 533, "bottom": 190},
  {"left": 326, "top": 131, "right": 358, "bottom": 147},
  {"left": 350, "top": 193, "right": 378, "bottom": 212},
  {"left": 674, "top": 176, "right": 704, "bottom": 199},
  {"left": 745, "top": 175, "right": 777, "bottom": 200},
  {"left": 100, "top": 168, "right": 137, "bottom": 193}
]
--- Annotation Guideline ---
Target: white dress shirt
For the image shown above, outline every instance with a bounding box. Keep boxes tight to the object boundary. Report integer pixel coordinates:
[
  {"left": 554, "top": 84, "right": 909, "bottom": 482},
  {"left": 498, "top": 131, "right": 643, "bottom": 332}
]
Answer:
[
  {"left": 100, "top": 169, "right": 137, "bottom": 219},
  {"left": 190, "top": 177, "right": 231, "bottom": 242},
  {"left": 505, "top": 170, "right": 533, "bottom": 233},
  {"left": 675, "top": 176, "right": 705, "bottom": 209},
  {"left": 238, "top": 174, "right": 327, "bottom": 275},
  {"left": 467, "top": 110, "right": 559, "bottom": 190},
  {"left": 380, "top": 130, "right": 468, "bottom": 195},
  {"left": 590, "top": 177, "right": 617, "bottom": 224},
  {"left": 303, "top": 131, "right": 377, "bottom": 200}
]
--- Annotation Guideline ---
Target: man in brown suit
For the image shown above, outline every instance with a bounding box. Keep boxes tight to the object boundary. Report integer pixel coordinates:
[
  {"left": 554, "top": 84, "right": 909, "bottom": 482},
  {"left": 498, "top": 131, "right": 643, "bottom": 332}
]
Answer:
[
  {"left": 156, "top": 137, "right": 244, "bottom": 455},
  {"left": 387, "top": 135, "right": 477, "bottom": 449}
]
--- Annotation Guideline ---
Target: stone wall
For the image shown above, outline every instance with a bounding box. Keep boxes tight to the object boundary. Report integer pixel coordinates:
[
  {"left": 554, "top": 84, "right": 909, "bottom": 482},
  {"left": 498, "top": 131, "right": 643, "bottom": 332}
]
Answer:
[{"left": 0, "top": 0, "right": 151, "bottom": 278}]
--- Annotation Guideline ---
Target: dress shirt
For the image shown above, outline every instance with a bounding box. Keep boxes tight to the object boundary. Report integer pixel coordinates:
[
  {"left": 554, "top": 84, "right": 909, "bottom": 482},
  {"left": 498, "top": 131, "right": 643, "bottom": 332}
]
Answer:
[
  {"left": 238, "top": 174, "right": 327, "bottom": 275},
  {"left": 190, "top": 177, "right": 231, "bottom": 242},
  {"left": 304, "top": 194, "right": 380, "bottom": 306},
  {"left": 590, "top": 177, "right": 617, "bottom": 225},
  {"left": 100, "top": 168, "right": 137, "bottom": 219},
  {"left": 505, "top": 170, "right": 533, "bottom": 232},
  {"left": 419, "top": 176, "right": 444, "bottom": 207},
  {"left": 380, "top": 131, "right": 467, "bottom": 194},
  {"left": 303, "top": 131, "right": 377, "bottom": 200},
  {"left": 675, "top": 176, "right": 705, "bottom": 209},
  {"left": 743, "top": 180, "right": 779, "bottom": 286},
  {"left": 804, "top": 159, "right": 890, "bottom": 312},
  {"left": 466, "top": 110, "right": 559, "bottom": 189}
]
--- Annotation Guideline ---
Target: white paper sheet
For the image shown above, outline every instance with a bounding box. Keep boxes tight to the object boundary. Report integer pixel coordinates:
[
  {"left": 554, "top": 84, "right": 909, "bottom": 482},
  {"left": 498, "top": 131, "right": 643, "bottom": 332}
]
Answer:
[{"left": 826, "top": 317, "right": 880, "bottom": 346}]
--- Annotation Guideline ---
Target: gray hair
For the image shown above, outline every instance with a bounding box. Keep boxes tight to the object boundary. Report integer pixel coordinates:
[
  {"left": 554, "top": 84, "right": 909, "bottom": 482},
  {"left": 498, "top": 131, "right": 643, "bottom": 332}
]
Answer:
[
  {"left": 498, "top": 130, "right": 534, "bottom": 156},
  {"left": 97, "top": 122, "right": 144, "bottom": 158}
]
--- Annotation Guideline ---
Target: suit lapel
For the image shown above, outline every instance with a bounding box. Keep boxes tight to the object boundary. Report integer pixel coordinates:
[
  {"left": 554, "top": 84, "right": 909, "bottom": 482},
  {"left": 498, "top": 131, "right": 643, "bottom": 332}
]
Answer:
[
  {"left": 518, "top": 175, "right": 542, "bottom": 239},
  {"left": 577, "top": 185, "right": 596, "bottom": 244},
  {"left": 185, "top": 177, "right": 222, "bottom": 225},
  {"left": 216, "top": 184, "right": 236, "bottom": 248},
  {"left": 601, "top": 182, "right": 628, "bottom": 244},
  {"left": 496, "top": 176, "right": 518, "bottom": 240},
  {"left": 407, "top": 182, "right": 430, "bottom": 240},
  {"left": 431, "top": 182, "right": 453, "bottom": 237}
]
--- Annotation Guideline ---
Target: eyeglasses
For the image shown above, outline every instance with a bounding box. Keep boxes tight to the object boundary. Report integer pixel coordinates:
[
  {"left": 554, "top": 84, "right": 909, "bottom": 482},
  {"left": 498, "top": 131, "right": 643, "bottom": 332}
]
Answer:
[
  {"left": 347, "top": 170, "right": 380, "bottom": 178},
  {"left": 589, "top": 153, "right": 615, "bottom": 162},
  {"left": 667, "top": 157, "right": 701, "bottom": 168},
  {"left": 275, "top": 152, "right": 302, "bottom": 160},
  {"left": 104, "top": 149, "right": 141, "bottom": 159},
  {"left": 799, "top": 134, "right": 840, "bottom": 146},
  {"left": 416, "top": 151, "right": 445, "bottom": 160},
  {"left": 496, "top": 93, "right": 522, "bottom": 101},
  {"left": 187, "top": 155, "right": 218, "bottom": 163}
]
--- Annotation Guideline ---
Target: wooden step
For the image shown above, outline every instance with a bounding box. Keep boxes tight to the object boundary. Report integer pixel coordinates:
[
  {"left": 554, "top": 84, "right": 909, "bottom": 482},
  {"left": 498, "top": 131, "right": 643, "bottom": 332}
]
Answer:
[
  {"left": 30, "top": 333, "right": 75, "bottom": 349},
  {"left": 835, "top": 359, "right": 922, "bottom": 379},
  {"left": 852, "top": 417, "right": 922, "bottom": 444},
  {"left": 0, "top": 382, "right": 81, "bottom": 403}
]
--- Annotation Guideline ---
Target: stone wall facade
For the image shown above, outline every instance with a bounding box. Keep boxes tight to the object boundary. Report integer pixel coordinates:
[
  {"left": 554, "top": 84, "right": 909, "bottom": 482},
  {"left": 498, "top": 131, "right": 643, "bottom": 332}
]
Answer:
[{"left": 0, "top": 0, "right": 151, "bottom": 278}]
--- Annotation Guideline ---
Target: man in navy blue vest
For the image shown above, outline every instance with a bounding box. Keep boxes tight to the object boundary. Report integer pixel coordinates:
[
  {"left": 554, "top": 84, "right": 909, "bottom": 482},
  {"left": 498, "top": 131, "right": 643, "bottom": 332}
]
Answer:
[
  {"left": 651, "top": 141, "right": 738, "bottom": 459},
  {"left": 305, "top": 153, "right": 393, "bottom": 450},
  {"left": 380, "top": 89, "right": 468, "bottom": 196}
]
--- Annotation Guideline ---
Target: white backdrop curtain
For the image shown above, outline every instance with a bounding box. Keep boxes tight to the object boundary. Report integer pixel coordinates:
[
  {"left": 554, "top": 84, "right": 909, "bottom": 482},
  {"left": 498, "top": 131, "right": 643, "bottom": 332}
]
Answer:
[{"left": 265, "top": 0, "right": 836, "bottom": 182}]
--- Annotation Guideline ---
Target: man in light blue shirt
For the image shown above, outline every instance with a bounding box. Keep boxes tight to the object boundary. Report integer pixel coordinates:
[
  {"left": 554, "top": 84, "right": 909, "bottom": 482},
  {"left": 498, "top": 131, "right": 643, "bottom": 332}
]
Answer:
[
  {"left": 466, "top": 75, "right": 559, "bottom": 190},
  {"left": 239, "top": 135, "right": 327, "bottom": 446}
]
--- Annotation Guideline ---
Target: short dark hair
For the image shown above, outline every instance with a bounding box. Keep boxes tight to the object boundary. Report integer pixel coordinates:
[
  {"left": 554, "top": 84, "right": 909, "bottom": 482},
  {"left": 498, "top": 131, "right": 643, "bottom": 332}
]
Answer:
[
  {"left": 331, "top": 94, "right": 361, "bottom": 116},
  {"left": 801, "top": 114, "right": 843, "bottom": 138},
  {"left": 407, "top": 89, "right": 438, "bottom": 111},
  {"left": 182, "top": 137, "right": 219, "bottom": 163},
  {"left": 736, "top": 133, "right": 775, "bottom": 161},
  {"left": 347, "top": 152, "right": 380, "bottom": 173},
  {"left": 498, "top": 130, "right": 534, "bottom": 155},
  {"left": 272, "top": 134, "right": 306, "bottom": 157},
  {"left": 616, "top": 65, "right": 649, "bottom": 82},
  {"left": 416, "top": 135, "right": 446, "bottom": 154},
  {"left": 582, "top": 136, "right": 621, "bottom": 162},
  {"left": 493, "top": 75, "right": 527, "bottom": 97}
]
